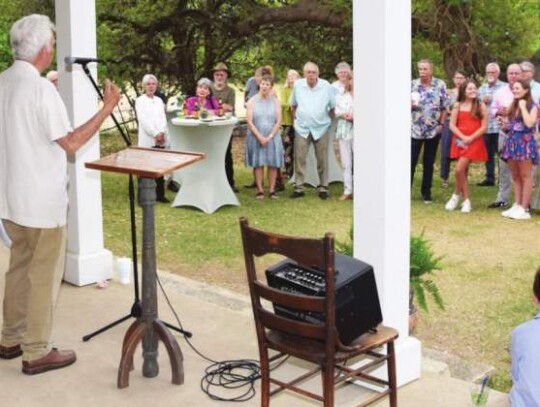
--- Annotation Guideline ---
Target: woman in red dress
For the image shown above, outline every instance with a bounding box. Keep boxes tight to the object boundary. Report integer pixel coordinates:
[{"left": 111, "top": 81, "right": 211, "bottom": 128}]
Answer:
[{"left": 444, "top": 80, "right": 488, "bottom": 213}]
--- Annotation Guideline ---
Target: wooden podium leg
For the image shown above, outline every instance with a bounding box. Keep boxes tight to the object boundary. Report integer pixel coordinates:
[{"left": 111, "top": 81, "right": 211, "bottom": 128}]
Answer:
[
  {"left": 153, "top": 320, "right": 184, "bottom": 385},
  {"left": 121, "top": 319, "right": 140, "bottom": 372},
  {"left": 118, "top": 320, "right": 146, "bottom": 389}
]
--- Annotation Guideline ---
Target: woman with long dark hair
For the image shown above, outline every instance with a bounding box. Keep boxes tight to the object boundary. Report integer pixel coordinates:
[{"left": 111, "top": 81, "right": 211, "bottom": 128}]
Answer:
[
  {"left": 499, "top": 79, "right": 539, "bottom": 220},
  {"left": 440, "top": 70, "right": 467, "bottom": 188},
  {"left": 444, "top": 79, "right": 487, "bottom": 213}
]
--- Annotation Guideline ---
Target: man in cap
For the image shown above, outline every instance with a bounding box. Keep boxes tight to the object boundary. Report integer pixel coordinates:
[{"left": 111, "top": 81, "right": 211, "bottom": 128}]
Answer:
[{"left": 212, "top": 62, "right": 238, "bottom": 192}]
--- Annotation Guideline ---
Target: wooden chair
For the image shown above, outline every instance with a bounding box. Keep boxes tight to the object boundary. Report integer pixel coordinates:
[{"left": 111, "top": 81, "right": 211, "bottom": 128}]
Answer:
[{"left": 239, "top": 217, "right": 398, "bottom": 407}]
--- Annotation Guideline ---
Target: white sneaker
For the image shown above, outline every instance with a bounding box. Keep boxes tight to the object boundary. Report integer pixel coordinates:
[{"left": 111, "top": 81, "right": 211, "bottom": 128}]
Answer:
[
  {"left": 502, "top": 203, "right": 519, "bottom": 218},
  {"left": 509, "top": 206, "right": 531, "bottom": 220},
  {"left": 445, "top": 194, "right": 460, "bottom": 211},
  {"left": 461, "top": 199, "right": 472, "bottom": 213}
]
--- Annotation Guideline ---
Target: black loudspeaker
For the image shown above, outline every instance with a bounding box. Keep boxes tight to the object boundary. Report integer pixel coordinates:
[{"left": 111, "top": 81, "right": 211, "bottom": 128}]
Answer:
[{"left": 265, "top": 253, "right": 383, "bottom": 345}]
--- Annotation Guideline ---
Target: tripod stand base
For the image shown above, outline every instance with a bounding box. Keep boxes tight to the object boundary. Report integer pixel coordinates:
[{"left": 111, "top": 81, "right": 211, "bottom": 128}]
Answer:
[{"left": 117, "top": 319, "right": 184, "bottom": 389}]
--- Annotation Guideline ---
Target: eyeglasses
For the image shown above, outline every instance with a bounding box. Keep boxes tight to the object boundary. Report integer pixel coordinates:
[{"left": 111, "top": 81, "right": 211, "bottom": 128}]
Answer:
[
  {"left": 485, "top": 71, "right": 498, "bottom": 74},
  {"left": 521, "top": 69, "right": 532, "bottom": 73}
]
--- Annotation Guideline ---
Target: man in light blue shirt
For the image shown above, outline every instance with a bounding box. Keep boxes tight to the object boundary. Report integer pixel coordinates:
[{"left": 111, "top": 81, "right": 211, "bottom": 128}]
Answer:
[
  {"left": 290, "top": 61, "right": 335, "bottom": 199},
  {"left": 477, "top": 62, "right": 506, "bottom": 187},
  {"left": 510, "top": 267, "right": 540, "bottom": 406},
  {"left": 520, "top": 61, "right": 540, "bottom": 104}
]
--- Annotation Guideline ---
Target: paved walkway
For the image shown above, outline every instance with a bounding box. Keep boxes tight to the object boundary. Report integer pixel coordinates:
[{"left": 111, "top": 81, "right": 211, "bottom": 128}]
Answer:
[{"left": 0, "top": 245, "right": 509, "bottom": 406}]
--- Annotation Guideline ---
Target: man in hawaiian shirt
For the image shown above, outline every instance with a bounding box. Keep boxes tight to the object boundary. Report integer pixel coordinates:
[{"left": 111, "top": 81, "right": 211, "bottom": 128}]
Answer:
[{"left": 411, "top": 59, "right": 449, "bottom": 203}]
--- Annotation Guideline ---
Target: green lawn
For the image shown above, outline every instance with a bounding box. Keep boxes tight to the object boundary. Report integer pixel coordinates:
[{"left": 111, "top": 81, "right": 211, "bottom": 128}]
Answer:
[{"left": 99, "top": 132, "right": 540, "bottom": 392}]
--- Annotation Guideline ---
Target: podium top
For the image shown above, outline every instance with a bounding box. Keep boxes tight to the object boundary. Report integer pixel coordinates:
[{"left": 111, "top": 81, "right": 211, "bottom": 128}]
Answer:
[{"left": 85, "top": 147, "right": 205, "bottom": 178}]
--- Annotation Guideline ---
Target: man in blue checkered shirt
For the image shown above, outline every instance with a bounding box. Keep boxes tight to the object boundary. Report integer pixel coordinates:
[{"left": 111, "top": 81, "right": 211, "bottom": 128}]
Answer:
[{"left": 477, "top": 62, "right": 506, "bottom": 187}]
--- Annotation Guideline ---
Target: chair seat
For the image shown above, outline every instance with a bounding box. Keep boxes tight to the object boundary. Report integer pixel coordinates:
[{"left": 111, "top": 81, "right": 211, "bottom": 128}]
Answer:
[{"left": 266, "top": 325, "right": 398, "bottom": 364}]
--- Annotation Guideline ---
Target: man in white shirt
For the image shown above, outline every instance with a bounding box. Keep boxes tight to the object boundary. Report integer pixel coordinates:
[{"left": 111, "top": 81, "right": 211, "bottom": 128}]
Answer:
[{"left": 0, "top": 14, "right": 120, "bottom": 375}]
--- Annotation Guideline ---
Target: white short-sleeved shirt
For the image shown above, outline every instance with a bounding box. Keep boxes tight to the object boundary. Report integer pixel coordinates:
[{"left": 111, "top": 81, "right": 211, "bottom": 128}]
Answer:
[
  {"left": 135, "top": 94, "right": 168, "bottom": 148},
  {"left": 0, "top": 60, "right": 72, "bottom": 228}
]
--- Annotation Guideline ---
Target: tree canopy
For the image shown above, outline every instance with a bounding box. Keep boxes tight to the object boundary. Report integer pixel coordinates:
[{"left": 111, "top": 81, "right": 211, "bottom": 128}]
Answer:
[
  {"left": 412, "top": 0, "right": 540, "bottom": 80},
  {"left": 1, "top": 0, "right": 539, "bottom": 91}
]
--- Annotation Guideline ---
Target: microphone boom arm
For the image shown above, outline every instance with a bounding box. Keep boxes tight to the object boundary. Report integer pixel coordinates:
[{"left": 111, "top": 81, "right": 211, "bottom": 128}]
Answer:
[{"left": 81, "top": 64, "right": 131, "bottom": 146}]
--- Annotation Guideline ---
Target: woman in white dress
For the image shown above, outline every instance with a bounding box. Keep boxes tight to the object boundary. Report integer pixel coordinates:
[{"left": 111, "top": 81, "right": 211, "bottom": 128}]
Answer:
[
  {"left": 135, "top": 74, "right": 169, "bottom": 203},
  {"left": 334, "top": 70, "right": 354, "bottom": 200}
]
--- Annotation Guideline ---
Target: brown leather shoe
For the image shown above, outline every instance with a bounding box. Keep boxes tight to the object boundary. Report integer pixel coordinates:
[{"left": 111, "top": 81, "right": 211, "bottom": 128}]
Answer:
[
  {"left": 339, "top": 194, "right": 353, "bottom": 201},
  {"left": 0, "top": 344, "right": 22, "bottom": 359},
  {"left": 22, "top": 348, "right": 76, "bottom": 375}
]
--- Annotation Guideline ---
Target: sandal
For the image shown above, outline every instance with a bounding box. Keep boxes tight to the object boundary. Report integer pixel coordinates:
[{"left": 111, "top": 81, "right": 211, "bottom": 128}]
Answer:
[
  {"left": 269, "top": 192, "right": 278, "bottom": 200},
  {"left": 255, "top": 191, "right": 265, "bottom": 200}
]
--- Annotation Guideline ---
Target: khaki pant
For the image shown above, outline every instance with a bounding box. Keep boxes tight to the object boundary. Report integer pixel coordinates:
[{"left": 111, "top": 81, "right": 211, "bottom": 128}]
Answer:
[
  {"left": 294, "top": 131, "right": 329, "bottom": 192},
  {"left": 1, "top": 221, "right": 66, "bottom": 361}
]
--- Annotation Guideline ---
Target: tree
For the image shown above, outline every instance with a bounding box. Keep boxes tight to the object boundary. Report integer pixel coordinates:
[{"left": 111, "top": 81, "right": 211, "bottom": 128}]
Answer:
[
  {"left": 96, "top": 0, "right": 351, "bottom": 96},
  {"left": 412, "top": 0, "right": 540, "bottom": 80}
]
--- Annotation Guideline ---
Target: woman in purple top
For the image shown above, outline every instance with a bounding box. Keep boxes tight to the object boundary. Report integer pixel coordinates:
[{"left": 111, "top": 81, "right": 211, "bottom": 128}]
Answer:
[
  {"left": 499, "top": 79, "right": 539, "bottom": 220},
  {"left": 185, "top": 77, "right": 219, "bottom": 115}
]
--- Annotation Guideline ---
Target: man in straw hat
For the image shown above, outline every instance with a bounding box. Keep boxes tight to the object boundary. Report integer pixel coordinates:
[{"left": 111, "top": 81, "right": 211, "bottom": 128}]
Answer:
[{"left": 212, "top": 62, "right": 238, "bottom": 192}]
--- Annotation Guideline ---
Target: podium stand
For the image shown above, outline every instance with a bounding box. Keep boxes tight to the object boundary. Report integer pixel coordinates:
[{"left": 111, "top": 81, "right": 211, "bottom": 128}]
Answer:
[{"left": 85, "top": 147, "right": 205, "bottom": 389}]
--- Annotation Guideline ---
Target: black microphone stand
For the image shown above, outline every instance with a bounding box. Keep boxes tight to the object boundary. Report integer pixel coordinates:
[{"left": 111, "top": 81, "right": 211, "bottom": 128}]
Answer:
[{"left": 78, "top": 63, "right": 191, "bottom": 341}]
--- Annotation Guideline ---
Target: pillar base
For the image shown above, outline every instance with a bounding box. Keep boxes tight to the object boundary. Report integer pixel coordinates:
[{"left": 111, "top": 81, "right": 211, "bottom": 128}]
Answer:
[
  {"left": 395, "top": 335, "right": 422, "bottom": 386},
  {"left": 64, "top": 249, "right": 113, "bottom": 286}
]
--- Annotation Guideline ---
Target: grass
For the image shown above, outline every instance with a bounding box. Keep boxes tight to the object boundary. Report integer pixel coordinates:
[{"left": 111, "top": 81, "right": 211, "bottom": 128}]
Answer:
[{"left": 98, "top": 131, "right": 540, "bottom": 392}]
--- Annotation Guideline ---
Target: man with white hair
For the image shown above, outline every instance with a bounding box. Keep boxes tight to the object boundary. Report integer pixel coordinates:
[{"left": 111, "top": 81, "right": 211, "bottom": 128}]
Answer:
[
  {"left": 289, "top": 61, "right": 335, "bottom": 199},
  {"left": 477, "top": 62, "right": 506, "bottom": 187},
  {"left": 520, "top": 61, "right": 540, "bottom": 103},
  {"left": 411, "top": 59, "right": 449, "bottom": 203},
  {"left": 0, "top": 14, "right": 120, "bottom": 374},
  {"left": 487, "top": 63, "right": 522, "bottom": 209}
]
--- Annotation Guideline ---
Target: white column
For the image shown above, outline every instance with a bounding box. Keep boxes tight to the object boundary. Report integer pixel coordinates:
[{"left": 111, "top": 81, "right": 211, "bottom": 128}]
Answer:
[
  {"left": 354, "top": 0, "right": 421, "bottom": 385},
  {"left": 55, "top": 0, "right": 113, "bottom": 286}
]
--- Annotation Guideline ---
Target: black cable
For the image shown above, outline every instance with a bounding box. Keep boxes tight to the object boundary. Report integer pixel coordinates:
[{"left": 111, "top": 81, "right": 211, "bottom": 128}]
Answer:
[{"left": 155, "top": 272, "right": 290, "bottom": 402}]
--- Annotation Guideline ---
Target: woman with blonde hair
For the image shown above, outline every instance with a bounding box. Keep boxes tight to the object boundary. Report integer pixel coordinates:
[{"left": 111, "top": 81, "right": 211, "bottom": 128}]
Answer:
[
  {"left": 334, "top": 68, "right": 354, "bottom": 200},
  {"left": 245, "top": 75, "right": 283, "bottom": 199},
  {"left": 280, "top": 69, "right": 300, "bottom": 178}
]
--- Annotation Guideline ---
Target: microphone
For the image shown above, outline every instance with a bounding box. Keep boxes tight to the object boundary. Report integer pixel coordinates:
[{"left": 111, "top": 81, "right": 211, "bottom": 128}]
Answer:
[{"left": 64, "top": 56, "right": 112, "bottom": 65}]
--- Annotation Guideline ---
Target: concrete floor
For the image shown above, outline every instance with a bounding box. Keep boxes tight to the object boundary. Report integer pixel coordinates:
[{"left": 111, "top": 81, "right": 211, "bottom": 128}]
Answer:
[{"left": 0, "top": 245, "right": 509, "bottom": 407}]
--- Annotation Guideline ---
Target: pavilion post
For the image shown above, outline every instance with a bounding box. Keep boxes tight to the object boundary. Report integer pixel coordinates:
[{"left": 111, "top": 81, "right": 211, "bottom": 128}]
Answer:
[
  {"left": 354, "top": 0, "right": 422, "bottom": 386},
  {"left": 55, "top": 0, "right": 113, "bottom": 285}
]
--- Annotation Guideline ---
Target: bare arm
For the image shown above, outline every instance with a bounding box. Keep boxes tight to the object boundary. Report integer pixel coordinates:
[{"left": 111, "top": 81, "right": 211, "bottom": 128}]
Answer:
[
  {"left": 267, "top": 98, "right": 282, "bottom": 138},
  {"left": 56, "top": 80, "right": 121, "bottom": 155},
  {"left": 448, "top": 104, "right": 464, "bottom": 139},
  {"left": 246, "top": 98, "right": 266, "bottom": 145},
  {"left": 519, "top": 100, "right": 538, "bottom": 128}
]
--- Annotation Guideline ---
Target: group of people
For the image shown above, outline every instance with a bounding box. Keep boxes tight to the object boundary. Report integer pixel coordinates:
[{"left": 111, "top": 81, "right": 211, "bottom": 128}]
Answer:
[
  {"left": 136, "top": 60, "right": 355, "bottom": 202},
  {"left": 245, "top": 61, "right": 355, "bottom": 201},
  {"left": 411, "top": 59, "right": 539, "bottom": 220}
]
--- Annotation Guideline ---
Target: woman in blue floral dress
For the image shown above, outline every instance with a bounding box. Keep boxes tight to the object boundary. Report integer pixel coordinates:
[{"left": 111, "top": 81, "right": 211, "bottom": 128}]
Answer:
[
  {"left": 245, "top": 75, "right": 283, "bottom": 199},
  {"left": 500, "top": 79, "right": 539, "bottom": 220}
]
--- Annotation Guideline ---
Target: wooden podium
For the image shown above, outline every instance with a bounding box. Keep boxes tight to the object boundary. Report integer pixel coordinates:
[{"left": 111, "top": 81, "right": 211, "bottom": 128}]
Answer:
[{"left": 85, "top": 147, "right": 205, "bottom": 389}]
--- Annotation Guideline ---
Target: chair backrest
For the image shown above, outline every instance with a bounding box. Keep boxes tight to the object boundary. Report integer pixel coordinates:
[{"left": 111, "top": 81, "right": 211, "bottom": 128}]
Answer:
[{"left": 239, "top": 217, "right": 336, "bottom": 348}]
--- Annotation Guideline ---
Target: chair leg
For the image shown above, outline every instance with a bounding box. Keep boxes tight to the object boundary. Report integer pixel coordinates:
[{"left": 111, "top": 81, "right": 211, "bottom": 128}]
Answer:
[
  {"left": 260, "top": 348, "right": 270, "bottom": 407},
  {"left": 387, "top": 341, "right": 397, "bottom": 407},
  {"left": 322, "top": 364, "right": 335, "bottom": 407}
]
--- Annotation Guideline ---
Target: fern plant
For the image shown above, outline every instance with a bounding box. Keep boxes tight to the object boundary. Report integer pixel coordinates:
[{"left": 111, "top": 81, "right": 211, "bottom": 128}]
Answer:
[
  {"left": 409, "top": 233, "right": 445, "bottom": 312},
  {"left": 337, "top": 228, "right": 445, "bottom": 313}
]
